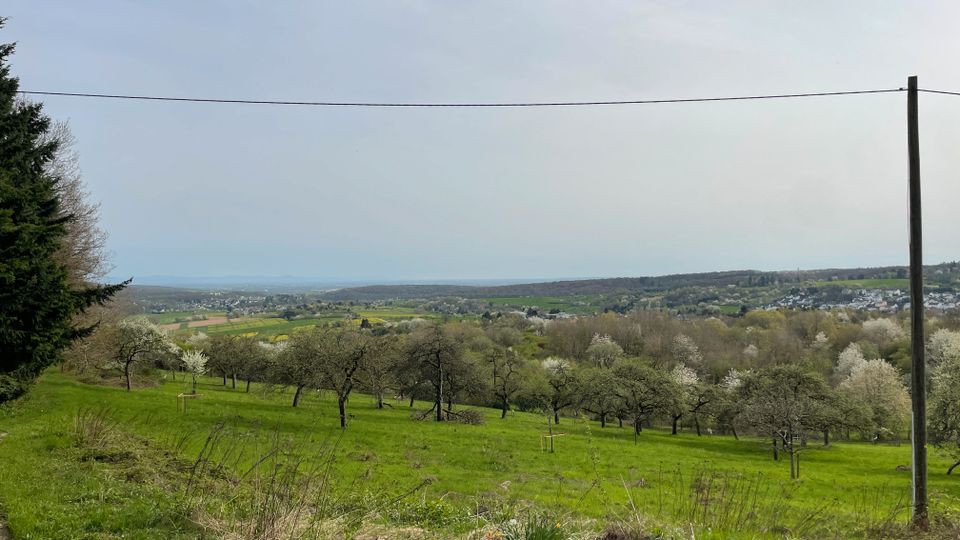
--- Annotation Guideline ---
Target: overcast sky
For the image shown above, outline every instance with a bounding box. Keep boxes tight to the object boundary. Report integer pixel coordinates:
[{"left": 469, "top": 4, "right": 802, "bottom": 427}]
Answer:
[{"left": 6, "top": 1, "right": 960, "bottom": 282}]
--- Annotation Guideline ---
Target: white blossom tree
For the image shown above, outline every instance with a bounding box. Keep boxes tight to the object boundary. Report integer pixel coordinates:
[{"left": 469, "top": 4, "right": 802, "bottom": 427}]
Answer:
[
  {"left": 930, "top": 353, "right": 960, "bottom": 473},
  {"left": 586, "top": 334, "right": 623, "bottom": 368},
  {"left": 668, "top": 363, "right": 703, "bottom": 435},
  {"left": 812, "top": 331, "right": 829, "bottom": 349},
  {"left": 181, "top": 350, "right": 207, "bottom": 394},
  {"left": 672, "top": 334, "right": 703, "bottom": 368},
  {"left": 112, "top": 318, "right": 176, "bottom": 391},
  {"left": 833, "top": 343, "right": 867, "bottom": 385},
  {"left": 839, "top": 359, "right": 910, "bottom": 441},
  {"left": 861, "top": 318, "right": 906, "bottom": 348},
  {"left": 928, "top": 328, "right": 960, "bottom": 367}
]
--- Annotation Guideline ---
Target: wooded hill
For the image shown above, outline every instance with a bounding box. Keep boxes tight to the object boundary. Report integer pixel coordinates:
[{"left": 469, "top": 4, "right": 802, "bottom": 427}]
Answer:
[{"left": 320, "top": 263, "right": 960, "bottom": 301}]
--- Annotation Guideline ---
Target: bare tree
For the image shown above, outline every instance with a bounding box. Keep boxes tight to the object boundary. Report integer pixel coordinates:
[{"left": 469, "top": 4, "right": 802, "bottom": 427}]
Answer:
[
  {"left": 740, "top": 366, "right": 834, "bottom": 479},
  {"left": 39, "top": 119, "right": 131, "bottom": 371},
  {"left": 578, "top": 367, "right": 622, "bottom": 428},
  {"left": 320, "top": 328, "right": 377, "bottom": 428},
  {"left": 613, "top": 358, "right": 676, "bottom": 438},
  {"left": 275, "top": 331, "right": 325, "bottom": 407},
  {"left": 41, "top": 119, "right": 110, "bottom": 285},
  {"left": 487, "top": 346, "right": 525, "bottom": 418},
  {"left": 541, "top": 357, "right": 579, "bottom": 424},
  {"left": 405, "top": 323, "right": 465, "bottom": 421},
  {"left": 361, "top": 334, "right": 401, "bottom": 409}
]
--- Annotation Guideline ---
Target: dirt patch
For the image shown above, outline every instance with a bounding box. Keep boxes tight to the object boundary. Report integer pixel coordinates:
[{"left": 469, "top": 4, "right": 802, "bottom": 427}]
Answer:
[{"left": 187, "top": 316, "right": 229, "bottom": 328}]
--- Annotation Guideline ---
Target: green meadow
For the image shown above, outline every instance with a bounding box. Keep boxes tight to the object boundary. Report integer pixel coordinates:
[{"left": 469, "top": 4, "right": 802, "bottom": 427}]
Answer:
[{"left": 2, "top": 372, "right": 958, "bottom": 538}]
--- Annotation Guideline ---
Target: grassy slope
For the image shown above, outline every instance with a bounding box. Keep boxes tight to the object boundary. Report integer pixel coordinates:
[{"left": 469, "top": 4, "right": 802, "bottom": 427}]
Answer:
[{"left": 2, "top": 372, "right": 959, "bottom": 538}]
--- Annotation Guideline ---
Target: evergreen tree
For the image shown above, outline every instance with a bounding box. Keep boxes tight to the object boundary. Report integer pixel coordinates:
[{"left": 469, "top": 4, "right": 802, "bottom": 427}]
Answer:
[{"left": 0, "top": 22, "right": 127, "bottom": 401}]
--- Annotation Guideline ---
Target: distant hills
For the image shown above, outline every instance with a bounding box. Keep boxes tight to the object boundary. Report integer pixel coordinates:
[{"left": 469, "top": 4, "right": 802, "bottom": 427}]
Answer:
[
  {"left": 319, "top": 265, "right": 945, "bottom": 302},
  {"left": 123, "top": 263, "right": 960, "bottom": 304}
]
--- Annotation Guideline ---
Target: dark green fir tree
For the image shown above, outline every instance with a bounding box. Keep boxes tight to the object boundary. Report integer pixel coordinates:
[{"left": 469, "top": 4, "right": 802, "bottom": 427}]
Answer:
[{"left": 0, "top": 20, "right": 127, "bottom": 401}]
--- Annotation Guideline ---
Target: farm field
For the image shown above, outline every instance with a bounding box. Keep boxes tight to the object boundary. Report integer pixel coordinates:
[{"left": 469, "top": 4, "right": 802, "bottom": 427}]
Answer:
[
  {"left": 157, "top": 307, "right": 435, "bottom": 339},
  {"left": 146, "top": 310, "right": 227, "bottom": 325},
  {"left": 1, "top": 372, "right": 957, "bottom": 538}
]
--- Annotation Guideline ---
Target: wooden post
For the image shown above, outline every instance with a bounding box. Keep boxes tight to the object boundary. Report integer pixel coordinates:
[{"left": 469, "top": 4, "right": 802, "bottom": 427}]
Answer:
[{"left": 907, "top": 75, "right": 928, "bottom": 529}]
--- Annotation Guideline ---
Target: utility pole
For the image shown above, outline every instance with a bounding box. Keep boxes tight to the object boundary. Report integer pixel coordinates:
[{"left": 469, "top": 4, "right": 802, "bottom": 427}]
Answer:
[{"left": 907, "top": 75, "right": 928, "bottom": 529}]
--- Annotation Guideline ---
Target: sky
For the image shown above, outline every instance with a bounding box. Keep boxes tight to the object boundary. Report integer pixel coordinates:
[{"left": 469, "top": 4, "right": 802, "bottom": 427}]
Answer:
[{"left": 6, "top": 1, "right": 960, "bottom": 283}]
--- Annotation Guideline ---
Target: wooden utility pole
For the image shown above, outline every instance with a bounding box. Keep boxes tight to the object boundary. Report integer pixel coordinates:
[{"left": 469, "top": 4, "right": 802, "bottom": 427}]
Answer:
[{"left": 907, "top": 75, "right": 928, "bottom": 529}]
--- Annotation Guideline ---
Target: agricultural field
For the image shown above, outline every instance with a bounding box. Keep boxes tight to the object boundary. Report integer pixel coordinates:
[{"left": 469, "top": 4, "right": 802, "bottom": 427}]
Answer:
[
  {"left": 2, "top": 372, "right": 958, "bottom": 538},
  {"left": 156, "top": 307, "right": 435, "bottom": 340},
  {"left": 146, "top": 310, "right": 227, "bottom": 325}
]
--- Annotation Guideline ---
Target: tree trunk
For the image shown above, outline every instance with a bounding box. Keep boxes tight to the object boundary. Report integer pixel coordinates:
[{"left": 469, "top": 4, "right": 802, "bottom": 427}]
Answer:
[
  {"left": 124, "top": 361, "right": 132, "bottom": 392},
  {"left": 789, "top": 447, "right": 796, "bottom": 479},
  {"left": 948, "top": 461, "right": 960, "bottom": 475},
  {"left": 231, "top": 374, "right": 237, "bottom": 389},
  {"left": 671, "top": 415, "right": 680, "bottom": 435},
  {"left": 501, "top": 398, "right": 508, "bottom": 419},
  {"left": 634, "top": 418, "right": 642, "bottom": 436},
  {"left": 409, "top": 393, "right": 415, "bottom": 408},
  {"left": 731, "top": 426, "right": 739, "bottom": 440},
  {"left": 618, "top": 416, "right": 623, "bottom": 428},
  {"left": 554, "top": 410, "right": 560, "bottom": 425},
  {"left": 292, "top": 384, "right": 305, "bottom": 407},
  {"left": 772, "top": 436, "right": 779, "bottom": 461},
  {"left": 600, "top": 413, "right": 606, "bottom": 428},
  {"left": 823, "top": 430, "right": 830, "bottom": 447},
  {"left": 695, "top": 417, "right": 701, "bottom": 437},
  {"left": 222, "top": 372, "right": 227, "bottom": 386},
  {"left": 434, "top": 393, "right": 443, "bottom": 422},
  {"left": 376, "top": 392, "right": 384, "bottom": 409},
  {"left": 338, "top": 396, "right": 347, "bottom": 428},
  {"left": 245, "top": 379, "right": 251, "bottom": 393}
]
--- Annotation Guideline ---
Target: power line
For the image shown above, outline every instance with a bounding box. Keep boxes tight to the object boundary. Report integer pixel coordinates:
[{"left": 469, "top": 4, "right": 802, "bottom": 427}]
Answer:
[
  {"left": 17, "top": 88, "right": 905, "bottom": 108},
  {"left": 919, "top": 88, "right": 960, "bottom": 97}
]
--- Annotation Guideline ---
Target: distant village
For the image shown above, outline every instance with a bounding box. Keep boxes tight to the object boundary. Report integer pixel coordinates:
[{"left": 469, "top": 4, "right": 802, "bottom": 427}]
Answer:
[{"left": 766, "top": 288, "right": 960, "bottom": 312}]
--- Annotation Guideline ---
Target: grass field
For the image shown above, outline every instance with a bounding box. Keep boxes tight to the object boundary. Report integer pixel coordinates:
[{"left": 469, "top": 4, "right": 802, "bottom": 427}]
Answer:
[{"left": 2, "top": 372, "right": 959, "bottom": 538}]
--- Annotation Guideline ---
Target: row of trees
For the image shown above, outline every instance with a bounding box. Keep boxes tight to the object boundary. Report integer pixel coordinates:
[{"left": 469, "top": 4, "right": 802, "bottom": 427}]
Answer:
[
  {"left": 88, "top": 292, "right": 960, "bottom": 476},
  {"left": 105, "top": 313, "right": 920, "bottom": 474}
]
